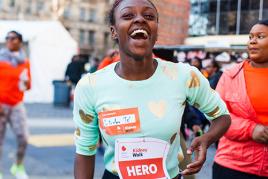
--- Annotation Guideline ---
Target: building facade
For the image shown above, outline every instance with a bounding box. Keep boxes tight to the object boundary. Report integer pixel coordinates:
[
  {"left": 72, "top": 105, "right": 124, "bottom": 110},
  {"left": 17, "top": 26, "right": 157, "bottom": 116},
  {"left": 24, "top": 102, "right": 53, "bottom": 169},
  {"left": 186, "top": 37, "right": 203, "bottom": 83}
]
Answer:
[
  {"left": 0, "top": 0, "right": 113, "bottom": 56},
  {"left": 0, "top": 0, "right": 190, "bottom": 55},
  {"left": 190, "top": 0, "right": 268, "bottom": 36},
  {"left": 60, "top": 0, "right": 113, "bottom": 55},
  {"left": 152, "top": 0, "right": 191, "bottom": 45}
]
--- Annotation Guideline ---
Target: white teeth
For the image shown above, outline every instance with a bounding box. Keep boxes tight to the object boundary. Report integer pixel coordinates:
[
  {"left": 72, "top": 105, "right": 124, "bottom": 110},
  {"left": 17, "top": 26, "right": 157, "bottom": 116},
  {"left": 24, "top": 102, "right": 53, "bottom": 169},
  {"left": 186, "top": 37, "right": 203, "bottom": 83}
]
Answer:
[{"left": 130, "top": 29, "right": 148, "bottom": 38}]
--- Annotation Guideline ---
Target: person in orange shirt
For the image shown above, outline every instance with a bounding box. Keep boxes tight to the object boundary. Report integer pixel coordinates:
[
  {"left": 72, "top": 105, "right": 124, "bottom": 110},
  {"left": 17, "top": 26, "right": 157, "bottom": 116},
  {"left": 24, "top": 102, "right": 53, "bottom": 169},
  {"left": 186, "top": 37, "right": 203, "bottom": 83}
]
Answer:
[
  {"left": 98, "top": 49, "right": 120, "bottom": 70},
  {"left": 213, "top": 20, "right": 268, "bottom": 179},
  {"left": 0, "top": 31, "right": 31, "bottom": 179}
]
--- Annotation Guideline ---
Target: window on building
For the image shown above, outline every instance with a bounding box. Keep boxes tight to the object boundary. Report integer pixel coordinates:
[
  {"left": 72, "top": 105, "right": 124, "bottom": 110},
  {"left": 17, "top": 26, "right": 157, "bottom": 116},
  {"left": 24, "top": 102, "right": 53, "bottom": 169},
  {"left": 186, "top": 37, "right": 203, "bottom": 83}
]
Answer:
[
  {"left": 219, "top": 0, "right": 237, "bottom": 34},
  {"left": 205, "top": 0, "right": 216, "bottom": 35},
  {"left": 208, "top": 0, "right": 217, "bottom": 12},
  {"left": 241, "top": 0, "right": 260, "bottom": 10},
  {"left": 240, "top": 0, "right": 260, "bottom": 34},
  {"left": 104, "top": 10, "right": 110, "bottom": 24},
  {"left": 88, "top": 30, "right": 95, "bottom": 46},
  {"left": 262, "top": 0, "right": 268, "bottom": 19},
  {"left": 264, "top": 0, "right": 268, "bottom": 8},
  {"left": 190, "top": 0, "right": 265, "bottom": 36},
  {"left": 80, "top": 8, "right": 86, "bottom": 21},
  {"left": 9, "top": 0, "right": 15, "bottom": 7},
  {"left": 89, "top": 9, "right": 97, "bottom": 22},
  {"left": 80, "top": 30, "right": 85, "bottom": 45},
  {"left": 25, "top": 0, "right": 32, "bottom": 14},
  {"left": 240, "top": 10, "right": 259, "bottom": 34},
  {"left": 104, "top": 32, "right": 110, "bottom": 48},
  {"left": 64, "top": 7, "right": 71, "bottom": 19},
  {"left": 189, "top": 0, "right": 209, "bottom": 36},
  {"left": 36, "top": 1, "right": 44, "bottom": 12},
  {"left": 263, "top": 0, "right": 268, "bottom": 19}
]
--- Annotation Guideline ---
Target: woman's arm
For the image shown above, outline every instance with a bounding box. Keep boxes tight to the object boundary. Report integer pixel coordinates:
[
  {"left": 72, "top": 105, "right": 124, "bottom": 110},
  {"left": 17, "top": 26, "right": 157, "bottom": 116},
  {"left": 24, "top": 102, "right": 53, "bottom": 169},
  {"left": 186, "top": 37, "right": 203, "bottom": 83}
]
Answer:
[
  {"left": 182, "top": 115, "right": 231, "bottom": 175},
  {"left": 183, "top": 66, "right": 231, "bottom": 175},
  {"left": 216, "top": 74, "right": 258, "bottom": 142},
  {"left": 73, "top": 75, "right": 99, "bottom": 179},
  {"left": 75, "top": 154, "right": 95, "bottom": 179}
]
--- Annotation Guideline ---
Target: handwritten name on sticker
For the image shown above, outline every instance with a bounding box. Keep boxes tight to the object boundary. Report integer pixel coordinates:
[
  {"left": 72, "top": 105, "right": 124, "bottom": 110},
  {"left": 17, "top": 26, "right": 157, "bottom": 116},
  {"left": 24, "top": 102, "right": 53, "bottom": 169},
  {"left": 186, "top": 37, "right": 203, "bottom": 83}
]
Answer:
[{"left": 99, "top": 108, "right": 141, "bottom": 136}]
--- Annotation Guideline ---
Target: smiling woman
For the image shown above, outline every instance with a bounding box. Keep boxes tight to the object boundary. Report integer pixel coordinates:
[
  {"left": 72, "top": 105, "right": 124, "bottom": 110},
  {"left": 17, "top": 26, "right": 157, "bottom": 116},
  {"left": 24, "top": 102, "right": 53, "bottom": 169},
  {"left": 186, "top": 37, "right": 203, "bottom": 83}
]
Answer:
[
  {"left": 73, "top": 1, "right": 231, "bottom": 179},
  {"left": 213, "top": 20, "right": 268, "bottom": 179},
  {"left": 110, "top": 0, "right": 158, "bottom": 65}
]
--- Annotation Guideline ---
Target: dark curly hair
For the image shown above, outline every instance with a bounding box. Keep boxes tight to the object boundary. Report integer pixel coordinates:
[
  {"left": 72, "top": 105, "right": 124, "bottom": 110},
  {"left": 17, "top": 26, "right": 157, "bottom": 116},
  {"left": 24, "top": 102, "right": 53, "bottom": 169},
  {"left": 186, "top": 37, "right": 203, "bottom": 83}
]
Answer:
[{"left": 108, "top": 0, "right": 159, "bottom": 26}]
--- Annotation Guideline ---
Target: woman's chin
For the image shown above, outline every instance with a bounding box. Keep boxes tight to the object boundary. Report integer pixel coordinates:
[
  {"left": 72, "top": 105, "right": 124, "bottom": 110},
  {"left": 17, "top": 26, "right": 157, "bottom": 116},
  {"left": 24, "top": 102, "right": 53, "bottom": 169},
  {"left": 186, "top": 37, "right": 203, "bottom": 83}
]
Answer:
[
  {"left": 128, "top": 49, "right": 151, "bottom": 60},
  {"left": 250, "top": 54, "right": 261, "bottom": 62}
]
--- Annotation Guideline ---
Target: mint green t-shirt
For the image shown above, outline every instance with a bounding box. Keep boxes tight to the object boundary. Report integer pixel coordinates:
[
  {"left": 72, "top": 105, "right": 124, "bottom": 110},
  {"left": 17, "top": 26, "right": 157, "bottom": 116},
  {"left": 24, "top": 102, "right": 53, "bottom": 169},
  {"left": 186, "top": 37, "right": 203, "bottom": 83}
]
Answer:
[{"left": 73, "top": 59, "right": 229, "bottom": 178}]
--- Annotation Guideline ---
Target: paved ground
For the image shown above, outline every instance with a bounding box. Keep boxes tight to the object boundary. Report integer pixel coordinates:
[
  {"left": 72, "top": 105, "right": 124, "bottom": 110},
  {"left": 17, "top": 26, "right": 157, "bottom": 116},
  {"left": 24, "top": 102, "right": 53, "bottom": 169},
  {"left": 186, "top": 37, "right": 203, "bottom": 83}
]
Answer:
[{"left": 2, "top": 103, "right": 215, "bottom": 179}]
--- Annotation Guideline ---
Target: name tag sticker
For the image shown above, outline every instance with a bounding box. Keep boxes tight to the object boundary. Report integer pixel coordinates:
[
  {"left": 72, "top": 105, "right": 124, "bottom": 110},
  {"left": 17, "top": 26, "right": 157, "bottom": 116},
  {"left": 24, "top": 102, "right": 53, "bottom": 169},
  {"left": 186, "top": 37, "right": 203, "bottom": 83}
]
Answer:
[{"left": 99, "top": 108, "right": 141, "bottom": 136}]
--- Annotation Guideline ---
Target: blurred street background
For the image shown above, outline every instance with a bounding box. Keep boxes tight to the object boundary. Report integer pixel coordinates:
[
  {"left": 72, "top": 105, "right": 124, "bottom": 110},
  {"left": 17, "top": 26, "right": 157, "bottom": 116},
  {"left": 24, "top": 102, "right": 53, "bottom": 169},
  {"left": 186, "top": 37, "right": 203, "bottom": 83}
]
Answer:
[{"left": 0, "top": 0, "right": 267, "bottom": 178}]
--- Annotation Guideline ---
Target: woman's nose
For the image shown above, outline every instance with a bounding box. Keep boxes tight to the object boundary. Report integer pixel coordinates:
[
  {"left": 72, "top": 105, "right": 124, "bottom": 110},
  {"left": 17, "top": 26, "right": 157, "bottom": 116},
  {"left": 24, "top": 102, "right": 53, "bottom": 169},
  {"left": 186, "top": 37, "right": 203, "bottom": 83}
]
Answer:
[
  {"left": 249, "top": 37, "right": 257, "bottom": 44},
  {"left": 134, "top": 14, "right": 146, "bottom": 23}
]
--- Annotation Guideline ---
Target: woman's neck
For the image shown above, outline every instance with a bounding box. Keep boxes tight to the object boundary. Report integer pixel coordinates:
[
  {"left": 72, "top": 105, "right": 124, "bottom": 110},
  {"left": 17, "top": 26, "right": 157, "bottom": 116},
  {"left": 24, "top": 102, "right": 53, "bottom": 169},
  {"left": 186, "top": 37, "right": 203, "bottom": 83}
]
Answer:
[
  {"left": 250, "top": 60, "right": 268, "bottom": 68},
  {"left": 116, "top": 53, "right": 157, "bottom": 81}
]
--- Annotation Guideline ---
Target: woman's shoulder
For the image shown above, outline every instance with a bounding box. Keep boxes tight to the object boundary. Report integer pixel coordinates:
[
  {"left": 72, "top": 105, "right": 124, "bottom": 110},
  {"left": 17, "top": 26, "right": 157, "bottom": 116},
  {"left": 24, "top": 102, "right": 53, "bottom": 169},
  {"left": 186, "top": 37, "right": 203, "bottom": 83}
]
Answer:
[
  {"left": 157, "top": 58, "right": 192, "bottom": 70},
  {"left": 157, "top": 59, "right": 199, "bottom": 82},
  {"left": 76, "top": 73, "right": 93, "bottom": 90},
  {"left": 77, "top": 63, "right": 117, "bottom": 91},
  {"left": 221, "top": 61, "right": 247, "bottom": 78}
]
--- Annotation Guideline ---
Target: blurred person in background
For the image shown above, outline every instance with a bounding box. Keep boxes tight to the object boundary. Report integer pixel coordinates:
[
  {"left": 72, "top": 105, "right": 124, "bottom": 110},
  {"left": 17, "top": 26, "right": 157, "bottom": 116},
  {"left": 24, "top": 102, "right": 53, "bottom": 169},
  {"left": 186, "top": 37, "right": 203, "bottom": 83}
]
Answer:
[
  {"left": 205, "top": 60, "right": 223, "bottom": 148},
  {"left": 97, "top": 49, "right": 119, "bottom": 70},
  {"left": 65, "top": 55, "right": 84, "bottom": 86},
  {"left": 190, "top": 57, "right": 208, "bottom": 78},
  {"left": 0, "top": 31, "right": 31, "bottom": 179},
  {"left": 189, "top": 57, "right": 210, "bottom": 134},
  {"left": 205, "top": 60, "right": 223, "bottom": 90},
  {"left": 213, "top": 20, "right": 268, "bottom": 179},
  {"left": 89, "top": 57, "right": 100, "bottom": 73}
]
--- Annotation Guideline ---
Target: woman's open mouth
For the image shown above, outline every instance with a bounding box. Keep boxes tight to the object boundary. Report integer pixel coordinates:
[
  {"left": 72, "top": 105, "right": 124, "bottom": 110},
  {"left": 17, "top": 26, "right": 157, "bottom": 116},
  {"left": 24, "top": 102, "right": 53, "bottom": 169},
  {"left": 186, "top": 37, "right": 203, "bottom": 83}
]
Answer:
[{"left": 129, "top": 29, "right": 149, "bottom": 40}]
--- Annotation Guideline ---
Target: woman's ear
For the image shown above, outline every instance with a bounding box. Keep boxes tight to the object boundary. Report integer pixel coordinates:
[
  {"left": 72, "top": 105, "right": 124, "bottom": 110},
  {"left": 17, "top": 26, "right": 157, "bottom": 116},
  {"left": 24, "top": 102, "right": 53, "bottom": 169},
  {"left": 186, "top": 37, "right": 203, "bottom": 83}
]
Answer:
[{"left": 110, "top": 26, "right": 118, "bottom": 41}]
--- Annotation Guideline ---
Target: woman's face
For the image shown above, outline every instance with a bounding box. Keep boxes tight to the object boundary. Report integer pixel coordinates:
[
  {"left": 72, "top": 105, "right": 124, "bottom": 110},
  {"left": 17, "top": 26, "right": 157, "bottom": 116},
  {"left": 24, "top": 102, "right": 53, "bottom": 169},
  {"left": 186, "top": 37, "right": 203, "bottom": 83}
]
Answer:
[
  {"left": 190, "top": 58, "right": 201, "bottom": 69},
  {"left": 205, "top": 62, "right": 214, "bottom": 76},
  {"left": 248, "top": 24, "right": 268, "bottom": 63},
  {"left": 111, "top": 0, "right": 158, "bottom": 59},
  {"left": 5, "top": 32, "right": 21, "bottom": 51}
]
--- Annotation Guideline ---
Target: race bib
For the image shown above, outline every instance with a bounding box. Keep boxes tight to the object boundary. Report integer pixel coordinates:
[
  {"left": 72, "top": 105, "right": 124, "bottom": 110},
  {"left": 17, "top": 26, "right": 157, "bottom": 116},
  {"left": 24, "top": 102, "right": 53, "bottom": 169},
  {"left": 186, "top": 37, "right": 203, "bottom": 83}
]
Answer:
[
  {"left": 99, "top": 108, "right": 141, "bottom": 136},
  {"left": 115, "top": 138, "right": 170, "bottom": 179}
]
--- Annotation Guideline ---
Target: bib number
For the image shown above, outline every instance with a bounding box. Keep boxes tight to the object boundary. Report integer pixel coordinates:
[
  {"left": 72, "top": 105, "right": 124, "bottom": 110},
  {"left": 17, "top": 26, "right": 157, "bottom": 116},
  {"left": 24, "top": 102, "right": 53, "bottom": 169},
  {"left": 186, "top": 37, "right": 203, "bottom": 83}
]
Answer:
[{"left": 115, "top": 137, "right": 170, "bottom": 179}]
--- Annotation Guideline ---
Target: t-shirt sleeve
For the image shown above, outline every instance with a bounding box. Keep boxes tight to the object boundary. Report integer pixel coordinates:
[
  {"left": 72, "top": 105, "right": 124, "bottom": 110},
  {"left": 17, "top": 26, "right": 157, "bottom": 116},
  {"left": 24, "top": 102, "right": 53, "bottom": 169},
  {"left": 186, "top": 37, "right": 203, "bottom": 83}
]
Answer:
[
  {"left": 185, "top": 66, "right": 229, "bottom": 120},
  {"left": 73, "top": 74, "right": 99, "bottom": 156}
]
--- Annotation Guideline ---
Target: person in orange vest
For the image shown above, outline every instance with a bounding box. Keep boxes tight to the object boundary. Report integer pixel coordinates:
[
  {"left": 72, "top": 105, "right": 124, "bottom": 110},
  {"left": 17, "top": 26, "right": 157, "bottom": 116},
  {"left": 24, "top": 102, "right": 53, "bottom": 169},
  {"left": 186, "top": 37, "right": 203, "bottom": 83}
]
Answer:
[{"left": 0, "top": 31, "right": 31, "bottom": 179}]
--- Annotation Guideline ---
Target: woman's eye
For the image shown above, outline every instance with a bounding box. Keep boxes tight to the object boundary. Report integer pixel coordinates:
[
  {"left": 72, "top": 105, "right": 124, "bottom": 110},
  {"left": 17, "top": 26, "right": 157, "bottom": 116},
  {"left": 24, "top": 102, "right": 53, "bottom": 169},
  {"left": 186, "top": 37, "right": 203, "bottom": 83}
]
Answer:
[
  {"left": 258, "top": 35, "right": 265, "bottom": 39},
  {"left": 122, "top": 14, "right": 134, "bottom": 19},
  {"left": 249, "top": 35, "right": 253, "bottom": 40},
  {"left": 144, "top": 14, "right": 155, "bottom": 20}
]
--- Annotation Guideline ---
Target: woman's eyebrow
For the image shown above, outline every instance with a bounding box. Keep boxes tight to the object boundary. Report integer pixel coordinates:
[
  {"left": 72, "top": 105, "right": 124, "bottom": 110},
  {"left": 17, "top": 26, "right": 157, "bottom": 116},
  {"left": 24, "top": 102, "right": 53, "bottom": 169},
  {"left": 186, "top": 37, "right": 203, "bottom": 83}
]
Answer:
[
  {"left": 119, "top": 6, "right": 155, "bottom": 12},
  {"left": 251, "top": 31, "right": 267, "bottom": 34}
]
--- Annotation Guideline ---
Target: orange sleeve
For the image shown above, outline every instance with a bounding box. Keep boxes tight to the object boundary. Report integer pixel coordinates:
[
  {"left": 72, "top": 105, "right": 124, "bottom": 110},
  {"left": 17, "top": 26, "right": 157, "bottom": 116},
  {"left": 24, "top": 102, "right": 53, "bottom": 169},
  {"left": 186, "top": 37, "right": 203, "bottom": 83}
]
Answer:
[
  {"left": 112, "top": 55, "right": 120, "bottom": 63},
  {"left": 98, "top": 57, "right": 113, "bottom": 70}
]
